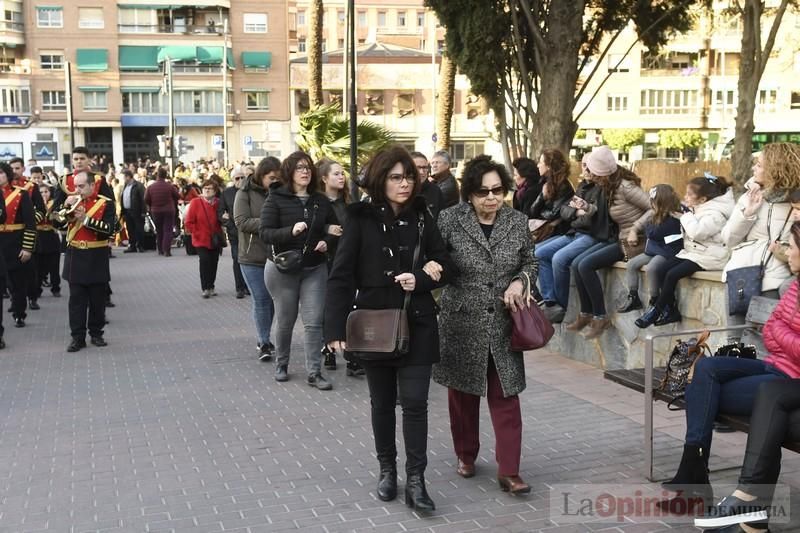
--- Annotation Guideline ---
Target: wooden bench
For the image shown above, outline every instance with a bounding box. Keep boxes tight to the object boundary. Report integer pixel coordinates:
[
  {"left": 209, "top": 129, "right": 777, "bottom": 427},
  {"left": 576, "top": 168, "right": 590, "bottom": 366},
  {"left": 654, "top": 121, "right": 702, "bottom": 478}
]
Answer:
[{"left": 603, "top": 296, "right": 791, "bottom": 481}]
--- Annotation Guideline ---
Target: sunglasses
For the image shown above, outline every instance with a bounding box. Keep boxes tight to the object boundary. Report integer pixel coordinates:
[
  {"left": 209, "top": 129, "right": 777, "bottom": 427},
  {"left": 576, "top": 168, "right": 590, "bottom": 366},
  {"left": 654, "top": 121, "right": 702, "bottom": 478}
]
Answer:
[
  {"left": 473, "top": 186, "right": 505, "bottom": 198},
  {"left": 234, "top": 176, "right": 242, "bottom": 181}
]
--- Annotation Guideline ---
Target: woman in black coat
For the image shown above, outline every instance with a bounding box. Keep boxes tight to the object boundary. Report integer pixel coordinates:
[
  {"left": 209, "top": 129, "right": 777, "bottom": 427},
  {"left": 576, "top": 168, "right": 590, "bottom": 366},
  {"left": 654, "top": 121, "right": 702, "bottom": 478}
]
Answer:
[
  {"left": 324, "top": 146, "right": 453, "bottom": 512},
  {"left": 511, "top": 157, "right": 541, "bottom": 216}
]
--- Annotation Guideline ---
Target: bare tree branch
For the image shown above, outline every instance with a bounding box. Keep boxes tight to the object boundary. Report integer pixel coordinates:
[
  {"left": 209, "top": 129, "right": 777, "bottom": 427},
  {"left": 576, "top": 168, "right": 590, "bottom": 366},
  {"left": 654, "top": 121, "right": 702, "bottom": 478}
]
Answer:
[
  {"left": 757, "top": 0, "right": 790, "bottom": 78},
  {"left": 510, "top": 3, "right": 535, "bottom": 116},
  {"left": 518, "top": 0, "right": 547, "bottom": 69},
  {"left": 574, "top": 26, "right": 624, "bottom": 104}
]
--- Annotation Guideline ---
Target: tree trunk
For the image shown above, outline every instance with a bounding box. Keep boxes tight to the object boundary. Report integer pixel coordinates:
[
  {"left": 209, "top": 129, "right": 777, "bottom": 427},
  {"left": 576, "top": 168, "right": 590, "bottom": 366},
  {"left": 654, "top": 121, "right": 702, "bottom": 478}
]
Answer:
[
  {"left": 436, "top": 53, "right": 456, "bottom": 152},
  {"left": 530, "top": 1, "right": 583, "bottom": 155},
  {"left": 732, "top": 0, "right": 759, "bottom": 186},
  {"left": 308, "top": 0, "right": 324, "bottom": 108}
]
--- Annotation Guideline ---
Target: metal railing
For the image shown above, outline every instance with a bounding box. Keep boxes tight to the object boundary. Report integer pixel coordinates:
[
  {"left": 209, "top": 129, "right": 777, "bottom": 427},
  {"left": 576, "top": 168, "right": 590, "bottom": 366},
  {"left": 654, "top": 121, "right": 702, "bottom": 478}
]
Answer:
[
  {"left": 117, "top": 23, "right": 227, "bottom": 34},
  {"left": 0, "top": 20, "right": 24, "bottom": 32}
]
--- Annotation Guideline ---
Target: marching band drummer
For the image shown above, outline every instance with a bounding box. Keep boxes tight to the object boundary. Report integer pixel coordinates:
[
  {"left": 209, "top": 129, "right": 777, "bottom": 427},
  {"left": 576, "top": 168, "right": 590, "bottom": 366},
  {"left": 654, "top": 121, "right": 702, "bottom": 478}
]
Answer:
[{"left": 53, "top": 170, "right": 115, "bottom": 353}]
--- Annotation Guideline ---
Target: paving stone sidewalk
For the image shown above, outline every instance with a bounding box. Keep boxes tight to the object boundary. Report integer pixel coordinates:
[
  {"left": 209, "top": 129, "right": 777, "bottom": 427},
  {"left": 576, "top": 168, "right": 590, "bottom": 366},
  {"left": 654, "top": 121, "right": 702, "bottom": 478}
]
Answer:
[{"left": 1, "top": 249, "right": 799, "bottom": 532}]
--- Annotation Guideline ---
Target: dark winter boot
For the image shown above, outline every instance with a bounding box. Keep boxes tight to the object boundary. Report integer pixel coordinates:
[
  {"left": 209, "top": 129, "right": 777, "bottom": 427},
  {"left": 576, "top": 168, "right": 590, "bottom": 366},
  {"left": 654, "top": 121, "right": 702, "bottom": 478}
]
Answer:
[
  {"left": 404, "top": 473, "right": 435, "bottom": 511},
  {"left": 655, "top": 303, "right": 682, "bottom": 326},
  {"left": 658, "top": 444, "right": 713, "bottom": 514},
  {"left": 376, "top": 463, "right": 397, "bottom": 502},
  {"left": 617, "top": 290, "right": 643, "bottom": 313},
  {"left": 635, "top": 302, "right": 662, "bottom": 328}
]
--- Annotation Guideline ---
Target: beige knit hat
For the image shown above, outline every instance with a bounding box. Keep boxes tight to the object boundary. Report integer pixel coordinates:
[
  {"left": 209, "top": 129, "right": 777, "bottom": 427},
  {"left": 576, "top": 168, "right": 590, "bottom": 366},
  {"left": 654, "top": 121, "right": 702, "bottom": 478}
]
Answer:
[{"left": 586, "top": 146, "right": 618, "bottom": 177}]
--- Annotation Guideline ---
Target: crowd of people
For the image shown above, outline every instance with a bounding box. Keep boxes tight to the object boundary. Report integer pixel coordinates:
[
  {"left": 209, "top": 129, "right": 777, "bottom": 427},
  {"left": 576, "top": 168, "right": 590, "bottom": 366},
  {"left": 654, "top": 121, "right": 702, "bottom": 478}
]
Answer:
[{"left": 6, "top": 140, "right": 800, "bottom": 530}]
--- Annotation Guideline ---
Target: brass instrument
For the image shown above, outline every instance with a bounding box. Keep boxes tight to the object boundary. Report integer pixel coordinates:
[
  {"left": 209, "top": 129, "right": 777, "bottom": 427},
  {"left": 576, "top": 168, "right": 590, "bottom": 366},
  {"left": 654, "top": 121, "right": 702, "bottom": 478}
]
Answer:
[{"left": 54, "top": 194, "right": 84, "bottom": 223}]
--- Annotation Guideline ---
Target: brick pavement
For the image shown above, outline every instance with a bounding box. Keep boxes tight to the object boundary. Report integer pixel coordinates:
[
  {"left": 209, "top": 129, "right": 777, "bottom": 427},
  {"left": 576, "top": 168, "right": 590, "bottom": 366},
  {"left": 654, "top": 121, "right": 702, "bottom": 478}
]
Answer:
[{"left": 1, "top": 248, "right": 799, "bottom": 532}]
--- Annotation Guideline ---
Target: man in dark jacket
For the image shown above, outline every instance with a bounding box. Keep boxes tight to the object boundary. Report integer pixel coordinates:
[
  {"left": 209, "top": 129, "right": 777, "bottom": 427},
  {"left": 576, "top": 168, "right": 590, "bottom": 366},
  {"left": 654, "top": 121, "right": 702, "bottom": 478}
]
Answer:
[
  {"left": 219, "top": 169, "right": 247, "bottom": 298},
  {"left": 120, "top": 170, "right": 146, "bottom": 253},
  {"left": 429, "top": 150, "right": 459, "bottom": 208},
  {"left": 411, "top": 152, "right": 444, "bottom": 221}
]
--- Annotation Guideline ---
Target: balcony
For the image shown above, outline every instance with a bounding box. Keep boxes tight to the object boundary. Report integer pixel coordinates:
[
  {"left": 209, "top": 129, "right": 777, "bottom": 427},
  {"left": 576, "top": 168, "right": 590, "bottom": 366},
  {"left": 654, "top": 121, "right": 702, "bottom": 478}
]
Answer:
[
  {"left": 0, "top": 19, "right": 25, "bottom": 46},
  {"left": 0, "top": 64, "right": 31, "bottom": 75},
  {"left": 118, "top": 23, "right": 227, "bottom": 35}
]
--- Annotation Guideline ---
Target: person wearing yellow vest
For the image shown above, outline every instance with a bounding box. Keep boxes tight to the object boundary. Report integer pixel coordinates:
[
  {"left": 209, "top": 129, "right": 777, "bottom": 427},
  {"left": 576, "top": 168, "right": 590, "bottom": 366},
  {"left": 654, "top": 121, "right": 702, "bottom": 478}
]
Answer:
[
  {"left": 33, "top": 185, "right": 61, "bottom": 302},
  {"left": 0, "top": 161, "right": 35, "bottom": 330},
  {"left": 54, "top": 170, "right": 115, "bottom": 353},
  {"left": 10, "top": 157, "right": 46, "bottom": 311}
]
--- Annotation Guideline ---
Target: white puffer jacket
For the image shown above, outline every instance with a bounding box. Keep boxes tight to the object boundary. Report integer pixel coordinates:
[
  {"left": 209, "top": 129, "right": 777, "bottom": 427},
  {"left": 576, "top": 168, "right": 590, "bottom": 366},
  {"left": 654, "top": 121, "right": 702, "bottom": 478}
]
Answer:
[
  {"left": 721, "top": 194, "right": 793, "bottom": 292},
  {"left": 676, "top": 189, "right": 736, "bottom": 270}
]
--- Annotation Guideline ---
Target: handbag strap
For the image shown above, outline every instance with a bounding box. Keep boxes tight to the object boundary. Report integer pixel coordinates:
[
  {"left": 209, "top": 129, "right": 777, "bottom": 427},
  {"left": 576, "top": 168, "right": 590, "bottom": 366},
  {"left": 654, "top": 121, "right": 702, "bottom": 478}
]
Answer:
[
  {"left": 402, "top": 211, "right": 425, "bottom": 312},
  {"left": 759, "top": 203, "right": 792, "bottom": 272},
  {"left": 199, "top": 197, "right": 217, "bottom": 231},
  {"left": 519, "top": 271, "right": 533, "bottom": 306},
  {"left": 271, "top": 201, "right": 319, "bottom": 257}
]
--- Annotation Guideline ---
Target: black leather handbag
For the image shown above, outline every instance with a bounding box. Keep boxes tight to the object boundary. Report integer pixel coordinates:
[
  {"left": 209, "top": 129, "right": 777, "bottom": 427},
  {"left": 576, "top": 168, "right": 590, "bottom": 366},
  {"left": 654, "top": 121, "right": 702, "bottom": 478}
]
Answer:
[{"left": 273, "top": 204, "right": 318, "bottom": 274}]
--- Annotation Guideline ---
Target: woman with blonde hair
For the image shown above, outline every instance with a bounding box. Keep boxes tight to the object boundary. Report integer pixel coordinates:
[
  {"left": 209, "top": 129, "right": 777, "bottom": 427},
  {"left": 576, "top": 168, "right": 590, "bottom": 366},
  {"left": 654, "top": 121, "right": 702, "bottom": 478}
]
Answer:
[{"left": 722, "top": 142, "right": 800, "bottom": 310}]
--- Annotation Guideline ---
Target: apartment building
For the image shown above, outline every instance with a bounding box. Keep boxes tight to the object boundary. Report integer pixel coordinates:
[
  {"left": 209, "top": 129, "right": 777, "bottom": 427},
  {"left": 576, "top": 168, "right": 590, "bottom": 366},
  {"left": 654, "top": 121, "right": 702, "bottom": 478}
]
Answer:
[{"left": 0, "top": 0, "right": 291, "bottom": 171}]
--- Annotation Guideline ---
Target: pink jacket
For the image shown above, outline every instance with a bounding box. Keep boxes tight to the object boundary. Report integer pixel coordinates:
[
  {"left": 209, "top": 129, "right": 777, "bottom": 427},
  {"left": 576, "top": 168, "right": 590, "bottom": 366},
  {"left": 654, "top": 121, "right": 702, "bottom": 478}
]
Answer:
[{"left": 764, "top": 279, "right": 800, "bottom": 378}]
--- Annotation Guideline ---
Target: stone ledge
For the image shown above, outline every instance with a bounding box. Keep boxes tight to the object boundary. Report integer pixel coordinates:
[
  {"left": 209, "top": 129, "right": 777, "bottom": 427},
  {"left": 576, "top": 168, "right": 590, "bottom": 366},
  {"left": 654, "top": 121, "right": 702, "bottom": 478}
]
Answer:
[{"left": 547, "top": 263, "right": 728, "bottom": 370}]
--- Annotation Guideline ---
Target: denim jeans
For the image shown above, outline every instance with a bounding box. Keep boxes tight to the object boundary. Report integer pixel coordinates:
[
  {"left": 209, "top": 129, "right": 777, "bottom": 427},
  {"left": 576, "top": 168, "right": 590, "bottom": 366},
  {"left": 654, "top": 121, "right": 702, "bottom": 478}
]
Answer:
[
  {"left": 240, "top": 263, "right": 274, "bottom": 347},
  {"left": 534, "top": 233, "right": 599, "bottom": 307},
  {"left": 685, "top": 356, "right": 788, "bottom": 450},
  {"left": 264, "top": 261, "right": 326, "bottom": 375},
  {"left": 572, "top": 241, "right": 622, "bottom": 316}
]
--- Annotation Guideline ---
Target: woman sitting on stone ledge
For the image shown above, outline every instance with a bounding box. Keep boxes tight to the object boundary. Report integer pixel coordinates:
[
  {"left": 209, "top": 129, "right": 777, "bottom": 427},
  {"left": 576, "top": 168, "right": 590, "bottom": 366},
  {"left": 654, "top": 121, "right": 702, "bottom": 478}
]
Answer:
[{"left": 659, "top": 221, "right": 800, "bottom": 514}]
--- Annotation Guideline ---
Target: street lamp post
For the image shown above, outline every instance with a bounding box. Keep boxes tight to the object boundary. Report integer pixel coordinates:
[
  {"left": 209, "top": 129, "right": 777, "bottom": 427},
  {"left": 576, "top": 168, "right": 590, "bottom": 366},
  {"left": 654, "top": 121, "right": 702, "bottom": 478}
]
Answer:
[
  {"left": 166, "top": 57, "right": 176, "bottom": 173},
  {"left": 222, "top": 18, "right": 229, "bottom": 168},
  {"left": 348, "top": 0, "right": 357, "bottom": 195},
  {"left": 64, "top": 60, "right": 75, "bottom": 155}
]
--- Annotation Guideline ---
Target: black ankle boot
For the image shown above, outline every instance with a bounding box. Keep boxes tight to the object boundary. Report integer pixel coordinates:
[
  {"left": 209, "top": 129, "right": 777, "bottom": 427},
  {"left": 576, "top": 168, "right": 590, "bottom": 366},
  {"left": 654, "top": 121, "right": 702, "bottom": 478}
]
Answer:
[
  {"left": 404, "top": 473, "right": 435, "bottom": 511},
  {"left": 658, "top": 444, "right": 713, "bottom": 514},
  {"left": 655, "top": 303, "right": 682, "bottom": 326},
  {"left": 635, "top": 304, "right": 662, "bottom": 328},
  {"left": 617, "top": 291, "right": 643, "bottom": 313},
  {"left": 376, "top": 464, "right": 397, "bottom": 502}
]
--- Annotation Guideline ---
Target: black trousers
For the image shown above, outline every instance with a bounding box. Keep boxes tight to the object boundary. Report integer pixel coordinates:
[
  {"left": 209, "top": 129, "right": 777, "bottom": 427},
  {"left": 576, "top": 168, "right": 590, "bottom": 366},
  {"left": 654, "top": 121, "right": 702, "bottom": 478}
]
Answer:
[
  {"left": 25, "top": 258, "right": 38, "bottom": 300},
  {"left": 122, "top": 209, "right": 144, "bottom": 250},
  {"left": 652, "top": 256, "right": 703, "bottom": 308},
  {"left": 739, "top": 379, "right": 800, "bottom": 500},
  {"left": 196, "top": 246, "right": 220, "bottom": 291},
  {"left": 229, "top": 240, "right": 245, "bottom": 292},
  {"left": 364, "top": 364, "right": 432, "bottom": 475},
  {"left": 35, "top": 252, "right": 61, "bottom": 297},
  {"left": 8, "top": 267, "right": 29, "bottom": 319},
  {"left": 68, "top": 282, "right": 106, "bottom": 339},
  {"left": 0, "top": 275, "right": 5, "bottom": 337}
]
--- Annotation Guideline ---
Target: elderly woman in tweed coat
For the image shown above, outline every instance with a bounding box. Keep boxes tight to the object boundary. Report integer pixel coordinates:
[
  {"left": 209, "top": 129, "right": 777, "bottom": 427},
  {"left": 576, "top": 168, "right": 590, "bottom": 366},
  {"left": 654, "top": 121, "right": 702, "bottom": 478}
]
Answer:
[{"left": 432, "top": 155, "right": 538, "bottom": 495}]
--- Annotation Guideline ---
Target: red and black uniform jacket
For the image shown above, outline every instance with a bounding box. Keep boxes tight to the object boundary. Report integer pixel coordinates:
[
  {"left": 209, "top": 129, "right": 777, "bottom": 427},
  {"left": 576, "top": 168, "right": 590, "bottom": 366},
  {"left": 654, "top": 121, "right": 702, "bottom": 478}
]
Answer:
[
  {"left": 0, "top": 184, "right": 36, "bottom": 273},
  {"left": 55, "top": 192, "right": 115, "bottom": 285}
]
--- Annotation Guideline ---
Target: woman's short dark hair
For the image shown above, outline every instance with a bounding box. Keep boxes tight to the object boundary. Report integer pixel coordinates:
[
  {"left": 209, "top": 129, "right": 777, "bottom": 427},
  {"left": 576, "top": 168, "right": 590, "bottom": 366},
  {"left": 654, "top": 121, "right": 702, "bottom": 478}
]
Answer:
[
  {"left": 156, "top": 167, "right": 168, "bottom": 180},
  {"left": 0, "top": 162, "right": 12, "bottom": 182},
  {"left": 201, "top": 179, "right": 219, "bottom": 193},
  {"left": 281, "top": 151, "right": 318, "bottom": 194},
  {"left": 687, "top": 174, "right": 732, "bottom": 201},
  {"left": 460, "top": 155, "right": 513, "bottom": 202},
  {"left": 363, "top": 146, "right": 420, "bottom": 206},
  {"left": 255, "top": 156, "right": 281, "bottom": 183},
  {"left": 512, "top": 157, "right": 540, "bottom": 184}
]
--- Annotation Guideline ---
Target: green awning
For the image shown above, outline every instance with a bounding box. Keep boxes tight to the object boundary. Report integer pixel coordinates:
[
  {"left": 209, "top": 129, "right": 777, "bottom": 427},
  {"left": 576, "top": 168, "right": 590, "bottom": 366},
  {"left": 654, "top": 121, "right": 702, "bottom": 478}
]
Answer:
[
  {"left": 119, "top": 46, "right": 160, "bottom": 71},
  {"left": 120, "top": 87, "right": 161, "bottom": 93},
  {"left": 157, "top": 46, "right": 196, "bottom": 63},
  {"left": 36, "top": 6, "right": 63, "bottom": 10},
  {"left": 241, "top": 51, "right": 271, "bottom": 69},
  {"left": 78, "top": 86, "right": 109, "bottom": 91},
  {"left": 76, "top": 49, "right": 108, "bottom": 72},
  {"left": 195, "top": 46, "right": 234, "bottom": 68}
]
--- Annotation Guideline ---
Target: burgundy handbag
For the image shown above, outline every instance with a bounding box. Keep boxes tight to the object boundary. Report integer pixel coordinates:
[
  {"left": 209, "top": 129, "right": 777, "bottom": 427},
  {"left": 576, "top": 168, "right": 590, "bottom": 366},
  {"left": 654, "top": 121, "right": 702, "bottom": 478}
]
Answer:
[{"left": 510, "top": 272, "right": 554, "bottom": 351}]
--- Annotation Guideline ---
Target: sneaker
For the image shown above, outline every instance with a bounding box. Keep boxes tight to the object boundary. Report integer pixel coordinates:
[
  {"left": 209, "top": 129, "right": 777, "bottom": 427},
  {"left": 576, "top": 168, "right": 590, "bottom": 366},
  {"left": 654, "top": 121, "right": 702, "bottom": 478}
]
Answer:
[
  {"left": 51, "top": 290, "right": 61, "bottom": 298},
  {"left": 694, "top": 494, "right": 769, "bottom": 529},
  {"left": 346, "top": 361, "right": 365, "bottom": 377},
  {"left": 258, "top": 342, "right": 274, "bottom": 362},
  {"left": 210, "top": 288, "right": 217, "bottom": 296},
  {"left": 275, "top": 365, "right": 289, "bottom": 382},
  {"left": 28, "top": 299, "right": 40, "bottom": 310},
  {"left": 202, "top": 290, "right": 211, "bottom": 299},
  {"left": 236, "top": 290, "right": 245, "bottom": 299},
  {"left": 322, "top": 346, "right": 337, "bottom": 370},
  {"left": 307, "top": 373, "right": 333, "bottom": 390}
]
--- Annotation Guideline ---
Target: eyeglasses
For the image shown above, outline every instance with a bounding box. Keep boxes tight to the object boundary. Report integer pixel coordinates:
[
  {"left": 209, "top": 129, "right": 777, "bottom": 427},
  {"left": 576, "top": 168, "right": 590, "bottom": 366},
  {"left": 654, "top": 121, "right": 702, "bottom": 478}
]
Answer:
[
  {"left": 388, "top": 173, "right": 415, "bottom": 184},
  {"left": 295, "top": 165, "right": 312, "bottom": 173},
  {"left": 234, "top": 176, "right": 242, "bottom": 181},
  {"left": 473, "top": 186, "right": 505, "bottom": 198}
]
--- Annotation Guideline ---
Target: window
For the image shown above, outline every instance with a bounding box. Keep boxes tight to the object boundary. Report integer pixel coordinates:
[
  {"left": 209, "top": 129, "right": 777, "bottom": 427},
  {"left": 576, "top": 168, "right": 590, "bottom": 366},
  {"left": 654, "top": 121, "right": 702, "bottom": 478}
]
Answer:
[
  {"left": 358, "top": 10, "right": 366, "bottom": 26},
  {"left": 364, "top": 91, "right": 384, "bottom": 115},
  {"left": 0, "top": 87, "right": 31, "bottom": 114},
  {"left": 122, "top": 91, "right": 164, "bottom": 113},
  {"left": 451, "top": 141, "right": 484, "bottom": 163},
  {"left": 337, "top": 9, "right": 345, "bottom": 24},
  {"left": 758, "top": 89, "right": 778, "bottom": 113},
  {"left": 245, "top": 91, "right": 270, "bottom": 111},
  {"left": 172, "top": 90, "right": 224, "bottom": 114},
  {"left": 42, "top": 90, "right": 66, "bottom": 111},
  {"left": 119, "top": 8, "right": 155, "bottom": 32},
  {"left": 244, "top": 13, "right": 267, "bottom": 33},
  {"left": 295, "top": 89, "right": 309, "bottom": 114},
  {"left": 298, "top": 38, "right": 307, "bottom": 52},
  {"left": 607, "top": 53, "right": 630, "bottom": 73},
  {"left": 297, "top": 10, "right": 305, "bottom": 27},
  {"left": 79, "top": 7, "right": 104, "bottom": 29},
  {"left": 337, "top": 39, "right": 344, "bottom": 49},
  {"left": 712, "top": 89, "right": 736, "bottom": 111},
  {"left": 417, "top": 11, "right": 425, "bottom": 28},
  {"left": 37, "top": 7, "right": 63, "bottom": 28},
  {"left": 398, "top": 11, "right": 406, "bottom": 27},
  {"left": 640, "top": 89, "right": 697, "bottom": 114},
  {"left": 606, "top": 95, "right": 628, "bottom": 112},
  {"left": 396, "top": 93, "right": 415, "bottom": 117},
  {"left": 328, "top": 90, "right": 343, "bottom": 107},
  {"left": 377, "top": 11, "right": 386, "bottom": 27},
  {"left": 791, "top": 92, "right": 800, "bottom": 110},
  {"left": 40, "top": 52, "right": 64, "bottom": 70},
  {"left": 83, "top": 91, "right": 107, "bottom": 111}
]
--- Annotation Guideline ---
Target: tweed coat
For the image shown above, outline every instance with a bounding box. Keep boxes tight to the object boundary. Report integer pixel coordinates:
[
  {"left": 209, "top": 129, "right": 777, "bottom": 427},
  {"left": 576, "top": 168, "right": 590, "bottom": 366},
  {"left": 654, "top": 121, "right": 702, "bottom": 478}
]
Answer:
[{"left": 433, "top": 203, "right": 538, "bottom": 397}]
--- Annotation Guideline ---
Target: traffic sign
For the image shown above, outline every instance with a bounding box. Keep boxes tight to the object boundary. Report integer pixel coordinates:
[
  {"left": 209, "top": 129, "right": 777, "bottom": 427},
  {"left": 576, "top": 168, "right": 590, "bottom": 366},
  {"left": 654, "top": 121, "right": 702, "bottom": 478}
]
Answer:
[
  {"left": 244, "top": 135, "right": 253, "bottom": 147},
  {"left": 212, "top": 134, "right": 223, "bottom": 149}
]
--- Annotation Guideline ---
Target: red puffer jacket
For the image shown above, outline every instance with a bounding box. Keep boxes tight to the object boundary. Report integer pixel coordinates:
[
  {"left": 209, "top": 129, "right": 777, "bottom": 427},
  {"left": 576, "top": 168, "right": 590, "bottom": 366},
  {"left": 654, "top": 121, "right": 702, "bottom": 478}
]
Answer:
[
  {"left": 763, "top": 279, "right": 800, "bottom": 378},
  {"left": 184, "top": 197, "right": 221, "bottom": 250}
]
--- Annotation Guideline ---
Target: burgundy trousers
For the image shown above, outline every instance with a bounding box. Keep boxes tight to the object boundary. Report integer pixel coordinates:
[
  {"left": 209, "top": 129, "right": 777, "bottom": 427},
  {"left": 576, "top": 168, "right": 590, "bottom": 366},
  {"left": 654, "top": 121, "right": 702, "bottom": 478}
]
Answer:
[{"left": 447, "top": 357, "right": 522, "bottom": 476}]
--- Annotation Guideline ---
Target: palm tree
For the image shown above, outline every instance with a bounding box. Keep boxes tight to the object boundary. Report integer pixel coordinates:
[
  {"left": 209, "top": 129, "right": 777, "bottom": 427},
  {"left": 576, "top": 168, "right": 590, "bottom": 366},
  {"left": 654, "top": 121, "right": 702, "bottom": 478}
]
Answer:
[
  {"left": 296, "top": 103, "right": 394, "bottom": 174},
  {"left": 436, "top": 51, "right": 456, "bottom": 152},
  {"left": 308, "top": 0, "right": 324, "bottom": 108}
]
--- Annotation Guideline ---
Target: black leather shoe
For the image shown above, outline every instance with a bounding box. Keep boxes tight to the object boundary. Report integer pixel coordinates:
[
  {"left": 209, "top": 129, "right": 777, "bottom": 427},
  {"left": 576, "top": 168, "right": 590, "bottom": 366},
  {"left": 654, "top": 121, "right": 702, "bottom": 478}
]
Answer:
[
  {"left": 376, "top": 465, "right": 397, "bottom": 501},
  {"left": 14, "top": 317, "right": 24, "bottom": 328},
  {"left": 105, "top": 300, "right": 115, "bottom": 308},
  {"left": 28, "top": 299, "right": 40, "bottom": 310},
  {"left": 90, "top": 336, "right": 107, "bottom": 347},
  {"left": 617, "top": 291, "right": 643, "bottom": 313},
  {"left": 404, "top": 473, "right": 435, "bottom": 511},
  {"left": 52, "top": 290, "right": 61, "bottom": 297},
  {"left": 236, "top": 290, "right": 245, "bottom": 299},
  {"left": 123, "top": 247, "right": 137, "bottom": 253},
  {"left": 635, "top": 305, "right": 662, "bottom": 328},
  {"left": 0, "top": 337, "right": 5, "bottom": 349},
  {"left": 67, "top": 338, "right": 86, "bottom": 352},
  {"left": 655, "top": 304, "right": 682, "bottom": 326}
]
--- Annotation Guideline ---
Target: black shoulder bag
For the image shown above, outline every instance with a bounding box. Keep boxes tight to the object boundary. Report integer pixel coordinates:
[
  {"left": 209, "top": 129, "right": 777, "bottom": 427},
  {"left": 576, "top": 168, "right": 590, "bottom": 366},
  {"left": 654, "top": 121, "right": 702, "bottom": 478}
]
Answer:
[
  {"left": 345, "top": 212, "right": 424, "bottom": 360},
  {"left": 200, "top": 199, "right": 227, "bottom": 250},
  {"left": 273, "top": 203, "right": 318, "bottom": 274}
]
